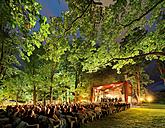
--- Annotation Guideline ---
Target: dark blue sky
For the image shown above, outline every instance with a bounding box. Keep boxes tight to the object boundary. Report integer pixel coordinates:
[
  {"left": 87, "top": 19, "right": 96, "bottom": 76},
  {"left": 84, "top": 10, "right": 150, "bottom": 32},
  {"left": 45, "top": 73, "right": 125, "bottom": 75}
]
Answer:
[{"left": 38, "top": 0, "right": 68, "bottom": 17}]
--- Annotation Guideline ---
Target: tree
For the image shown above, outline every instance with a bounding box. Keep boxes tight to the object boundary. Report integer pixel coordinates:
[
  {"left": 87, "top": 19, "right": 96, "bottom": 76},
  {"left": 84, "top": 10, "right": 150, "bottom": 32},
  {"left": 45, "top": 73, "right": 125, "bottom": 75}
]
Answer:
[
  {"left": 1, "top": 0, "right": 164, "bottom": 104},
  {"left": 1, "top": 69, "right": 30, "bottom": 105},
  {"left": 20, "top": 47, "right": 47, "bottom": 105},
  {"left": 122, "top": 63, "right": 154, "bottom": 103},
  {"left": 0, "top": 0, "right": 50, "bottom": 82},
  {"left": 44, "top": 0, "right": 165, "bottom": 102},
  {"left": 64, "top": 0, "right": 165, "bottom": 73},
  {"left": 156, "top": 60, "right": 165, "bottom": 83},
  {"left": 41, "top": 17, "right": 70, "bottom": 104}
]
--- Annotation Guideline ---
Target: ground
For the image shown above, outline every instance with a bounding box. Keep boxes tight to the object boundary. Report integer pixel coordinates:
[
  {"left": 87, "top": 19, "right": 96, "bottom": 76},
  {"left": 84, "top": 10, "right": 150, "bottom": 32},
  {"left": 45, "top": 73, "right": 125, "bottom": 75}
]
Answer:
[{"left": 81, "top": 104, "right": 165, "bottom": 128}]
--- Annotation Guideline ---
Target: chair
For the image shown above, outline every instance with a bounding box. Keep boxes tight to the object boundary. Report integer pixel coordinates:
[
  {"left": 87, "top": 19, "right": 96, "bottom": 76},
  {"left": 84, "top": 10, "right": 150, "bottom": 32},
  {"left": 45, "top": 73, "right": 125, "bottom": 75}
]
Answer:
[
  {"left": 65, "top": 115, "right": 76, "bottom": 128},
  {"left": 0, "top": 117, "right": 10, "bottom": 124},
  {"left": 3, "top": 124, "right": 12, "bottom": 128},
  {"left": 53, "top": 124, "right": 60, "bottom": 128},
  {"left": 26, "top": 124, "right": 40, "bottom": 128},
  {"left": 16, "top": 121, "right": 28, "bottom": 128}
]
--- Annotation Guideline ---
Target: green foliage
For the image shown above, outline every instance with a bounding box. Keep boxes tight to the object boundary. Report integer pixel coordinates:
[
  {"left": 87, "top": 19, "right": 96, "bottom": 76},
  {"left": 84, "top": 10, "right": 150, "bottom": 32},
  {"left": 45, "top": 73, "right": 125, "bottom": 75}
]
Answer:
[
  {"left": 123, "top": 63, "right": 154, "bottom": 96},
  {"left": 0, "top": 69, "right": 31, "bottom": 102},
  {"left": 0, "top": 0, "right": 50, "bottom": 84},
  {"left": 0, "top": 0, "right": 50, "bottom": 55},
  {"left": 1, "top": 0, "right": 164, "bottom": 103},
  {"left": 64, "top": 0, "right": 165, "bottom": 72}
]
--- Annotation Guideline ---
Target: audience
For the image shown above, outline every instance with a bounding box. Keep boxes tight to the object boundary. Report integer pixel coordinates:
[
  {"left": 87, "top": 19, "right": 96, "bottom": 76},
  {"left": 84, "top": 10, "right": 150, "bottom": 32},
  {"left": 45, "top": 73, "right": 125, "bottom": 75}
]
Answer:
[{"left": 0, "top": 98, "right": 130, "bottom": 128}]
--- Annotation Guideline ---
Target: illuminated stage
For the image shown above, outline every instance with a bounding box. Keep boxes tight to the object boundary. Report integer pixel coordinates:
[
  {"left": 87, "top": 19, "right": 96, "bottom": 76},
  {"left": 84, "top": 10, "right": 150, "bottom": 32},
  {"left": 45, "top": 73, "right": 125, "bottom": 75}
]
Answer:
[{"left": 91, "top": 81, "right": 132, "bottom": 103}]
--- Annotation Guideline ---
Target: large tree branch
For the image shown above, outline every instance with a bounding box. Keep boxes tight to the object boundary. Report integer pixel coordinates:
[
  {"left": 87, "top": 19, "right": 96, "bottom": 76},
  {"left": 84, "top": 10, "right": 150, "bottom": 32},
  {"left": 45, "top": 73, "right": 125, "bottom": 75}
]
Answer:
[
  {"left": 103, "top": 52, "right": 165, "bottom": 67},
  {"left": 112, "top": 52, "right": 165, "bottom": 61},
  {"left": 64, "top": 0, "right": 93, "bottom": 33},
  {"left": 124, "top": 0, "right": 164, "bottom": 27}
]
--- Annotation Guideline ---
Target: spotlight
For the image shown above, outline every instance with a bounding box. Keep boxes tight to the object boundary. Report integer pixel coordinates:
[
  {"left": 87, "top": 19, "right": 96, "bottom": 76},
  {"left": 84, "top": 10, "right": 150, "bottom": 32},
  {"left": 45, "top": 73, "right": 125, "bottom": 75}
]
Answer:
[{"left": 146, "top": 96, "right": 153, "bottom": 103}]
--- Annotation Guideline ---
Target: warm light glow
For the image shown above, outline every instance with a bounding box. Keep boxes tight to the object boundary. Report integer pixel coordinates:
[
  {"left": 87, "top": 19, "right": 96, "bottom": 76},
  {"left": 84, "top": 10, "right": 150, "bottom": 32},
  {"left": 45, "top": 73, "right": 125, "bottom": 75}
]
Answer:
[
  {"left": 146, "top": 96, "right": 153, "bottom": 103},
  {"left": 97, "top": 86, "right": 103, "bottom": 90},
  {"left": 106, "top": 94, "right": 112, "bottom": 98},
  {"left": 140, "top": 97, "right": 144, "bottom": 102},
  {"left": 81, "top": 100, "right": 90, "bottom": 103},
  {"left": 105, "top": 89, "right": 109, "bottom": 92}
]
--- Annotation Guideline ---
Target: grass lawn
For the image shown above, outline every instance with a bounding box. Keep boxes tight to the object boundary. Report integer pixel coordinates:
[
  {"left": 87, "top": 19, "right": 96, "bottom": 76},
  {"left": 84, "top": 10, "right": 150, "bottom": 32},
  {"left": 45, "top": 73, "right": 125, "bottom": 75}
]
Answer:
[{"left": 81, "top": 104, "right": 165, "bottom": 128}]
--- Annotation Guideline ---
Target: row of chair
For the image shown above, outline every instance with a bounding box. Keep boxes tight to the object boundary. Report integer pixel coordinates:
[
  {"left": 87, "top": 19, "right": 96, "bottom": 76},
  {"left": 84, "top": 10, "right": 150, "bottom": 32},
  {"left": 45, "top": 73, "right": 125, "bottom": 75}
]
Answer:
[{"left": 0, "top": 103, "right": 130, "bottom": 128}]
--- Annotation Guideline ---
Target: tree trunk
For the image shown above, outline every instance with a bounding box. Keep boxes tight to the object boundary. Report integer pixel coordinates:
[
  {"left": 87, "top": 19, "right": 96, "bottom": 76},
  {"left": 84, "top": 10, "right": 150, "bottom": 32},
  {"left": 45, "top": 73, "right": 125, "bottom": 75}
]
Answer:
[
  {"left": 43, "top": 92, "right": 46, "bottom": 106},
  {"left": 0, "top": 65, "right": 3, "bottom": 78},
  {"left": 0, "top": 41, "right": 4, "bottom": 63},
  {"left": 0, "top": 67, "right": 5, "bottom": 80},
  {"left": 136, "top": 67, "right": 141, "bottom": 103},
  {"left": 74, "top": 64, "right": 82, "bottom": 89},
  {"left": 49, "top": 75, "right": 53, "bottom": 104},
  {"left": 66, "top": 91, "right": 68, "bottom": 103},
  {"left": 157, "top": 60, "right": 165, "bottom": 83},
  {"left": 68, "top": 91, "right": 71, "bottom": 103},
  {"left": 33, "top": 85, "right": 37, "bottom": 105},
  {"left": 16, "top": 92, "right": 19, "bottom": 106},
  {"left": 74, "top": 71, "right": 79, "bottom": 103},
  {"left": 49, "top": 86, "right": 53, "bottom": 104},
  {"left": 74, "top": 65, "right": 82, "bottom": 102},
  {"left": 124, "top": 74, "right": 128, "bottom": 103},
  {"left": 75, "top": 71, "right": 78, "bottom": 89},
  {"left": 49, "top": 63, "right": 56, "bottom": 104},
  {"left": 74, "top": 92, "right": 78, "bottom": 103},
  {"left": 0, "top": 41, "right": 6, "bottom": 80}
]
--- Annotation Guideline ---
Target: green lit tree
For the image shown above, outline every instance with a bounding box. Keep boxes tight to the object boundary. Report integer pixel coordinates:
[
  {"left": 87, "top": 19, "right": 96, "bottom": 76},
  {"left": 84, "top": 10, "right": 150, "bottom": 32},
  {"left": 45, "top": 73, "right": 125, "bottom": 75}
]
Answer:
[
  {"left": 0, "top": 0, "right": 50, "bottom": 81},
  {"left": 122, "top": 62, "right": 154, "bottom": 103},
  {"left": 64, "top": 0, "right": 165, "bottom": 73},
  {"left": 1, "top": 69, "right": 31, "bottom": 105}
]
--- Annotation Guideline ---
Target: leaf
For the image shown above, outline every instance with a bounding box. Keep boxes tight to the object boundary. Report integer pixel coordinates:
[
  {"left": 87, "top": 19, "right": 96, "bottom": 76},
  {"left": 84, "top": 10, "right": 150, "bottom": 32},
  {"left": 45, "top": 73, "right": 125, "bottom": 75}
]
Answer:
[
  {"left": 35, "top": 41, "right": 41, "bottom": 48},
  {"left": 27, "top": 51, "right": 32, "bottom": 56}
]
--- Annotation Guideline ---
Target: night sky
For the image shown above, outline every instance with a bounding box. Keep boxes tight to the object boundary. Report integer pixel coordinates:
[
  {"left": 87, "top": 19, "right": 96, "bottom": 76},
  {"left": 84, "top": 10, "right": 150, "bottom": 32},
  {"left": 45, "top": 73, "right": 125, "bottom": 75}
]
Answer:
[{"left": 38, "top": 0, "right": 68, "bottom": 17}]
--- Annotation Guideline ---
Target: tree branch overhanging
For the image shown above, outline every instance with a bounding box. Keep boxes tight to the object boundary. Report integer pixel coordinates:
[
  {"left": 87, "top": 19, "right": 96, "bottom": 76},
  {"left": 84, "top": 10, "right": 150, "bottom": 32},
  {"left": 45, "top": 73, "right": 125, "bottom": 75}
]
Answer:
[
  {"left": 104, "top": 52, "right": 165, "bottom": 66},
  {"left": 123, "top": 0, "right": 164, "bottom": 27},
  {"left": 113, "top": 52, "right": 165, "bottom": 61},
  {"left": 64, "top": 0, "right": 93, "bottom": 33}
]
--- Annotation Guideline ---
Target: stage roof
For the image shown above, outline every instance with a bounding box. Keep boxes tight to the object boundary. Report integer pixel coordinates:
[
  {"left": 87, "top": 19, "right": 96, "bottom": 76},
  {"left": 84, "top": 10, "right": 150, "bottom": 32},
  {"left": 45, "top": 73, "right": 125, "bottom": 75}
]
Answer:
[{"left": 93, "top": 81, "right": 132, "bottom": 91}]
